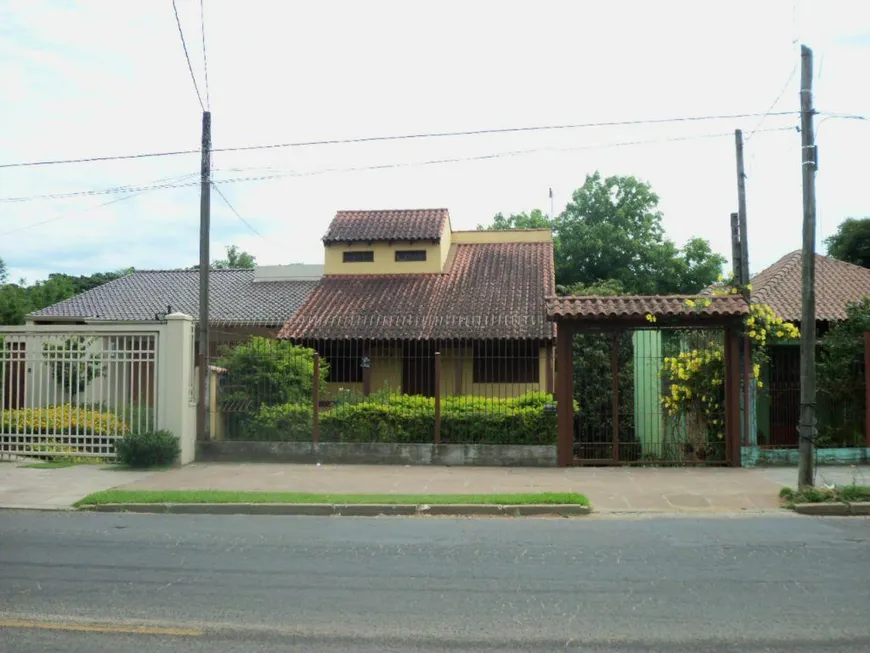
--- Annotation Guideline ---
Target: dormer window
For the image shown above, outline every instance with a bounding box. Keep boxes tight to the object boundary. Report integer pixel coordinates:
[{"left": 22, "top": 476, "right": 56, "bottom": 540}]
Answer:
[
  {"left": 343, "top": 251, "right": 374, "bottom": 263},
  {"left": 395, "top": 250, "right": 427, "bottom": 262}
]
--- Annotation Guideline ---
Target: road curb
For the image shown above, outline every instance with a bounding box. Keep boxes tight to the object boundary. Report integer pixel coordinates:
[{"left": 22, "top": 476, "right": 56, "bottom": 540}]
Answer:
[
  {"left": 77, "top": 503, "right": 593, "bottom": 517},
  {"left": 792, "top": 501, "right": 870, "bottom": 516}
]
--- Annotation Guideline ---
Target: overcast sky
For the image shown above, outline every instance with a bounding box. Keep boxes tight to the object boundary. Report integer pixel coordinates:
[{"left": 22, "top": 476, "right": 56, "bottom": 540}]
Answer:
[{"left": 1, "top": 0, "right": 868, "bottom": 284}]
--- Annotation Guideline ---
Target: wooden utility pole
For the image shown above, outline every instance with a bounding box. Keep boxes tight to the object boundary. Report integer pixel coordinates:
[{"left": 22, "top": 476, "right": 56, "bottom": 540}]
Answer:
[
  {"left": 197, "top": 111, "right": 212, "bottom": 440},
  {"left": 730, "top": 212, "right": 741, "bottom": 281},
  {"left": 798, "top": 45, "right": 817, "bottom": 488},
  {"left": 734, "top": 130, "right": 750, "bottom": 297}
]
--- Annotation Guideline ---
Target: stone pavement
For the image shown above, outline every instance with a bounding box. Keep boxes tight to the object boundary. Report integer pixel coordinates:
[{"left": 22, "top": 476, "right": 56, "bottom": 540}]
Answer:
[
  {"left": 3, "top": 461, "right": 868, "bottom": 513},
  {"left": 114, "top": 463, "right": 870, "bottom": 514},
  {"left": 0, "top": 463, "right": 156, "bottom": 510}
]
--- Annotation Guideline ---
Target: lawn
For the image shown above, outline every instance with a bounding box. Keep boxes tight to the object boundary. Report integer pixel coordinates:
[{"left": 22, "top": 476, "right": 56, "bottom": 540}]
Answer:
[
  {"left": 780, "top": 485, "right": 870, "bottom": 506},
  {"left": 20, "top": 461, "right": 82, "bottom": 469},
  {"left": 75, "top": 490, "right": 590, "bottom": 507}
]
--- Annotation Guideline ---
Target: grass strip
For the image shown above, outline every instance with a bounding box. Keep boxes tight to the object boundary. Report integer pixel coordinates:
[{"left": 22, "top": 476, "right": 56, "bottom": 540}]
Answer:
[
  {"left": 779, "top": 484, "right": 870, "bottom": 506},
  {"left": 75, "top": 490, "right": 589, "bottom": 507}
]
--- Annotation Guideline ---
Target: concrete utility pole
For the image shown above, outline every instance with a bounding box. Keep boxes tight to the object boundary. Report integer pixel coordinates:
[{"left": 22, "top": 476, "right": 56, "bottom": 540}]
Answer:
[
  {"left": 734, "top": 129, "right": 750, "bottom": 298},
  {"left": 798, "top": 45, "right": 817, "bottom": 488},
  {"left": 197, "top": 111, "right": 212, "bottom": 441}
]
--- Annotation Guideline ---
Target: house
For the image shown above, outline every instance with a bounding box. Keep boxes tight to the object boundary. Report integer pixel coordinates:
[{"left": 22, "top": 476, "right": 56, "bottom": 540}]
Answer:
[
  {"left": 277, "top": 209, "right": 556, "bottom": 399},
  {"left": 751, "top": 251, "right": 870, "bottom": 447},
  {"left": 27, "top": 265, "right": 322, "bottom": 355},
  {"left": 4, "top": 265, "right": 321, "bottom": 417}
]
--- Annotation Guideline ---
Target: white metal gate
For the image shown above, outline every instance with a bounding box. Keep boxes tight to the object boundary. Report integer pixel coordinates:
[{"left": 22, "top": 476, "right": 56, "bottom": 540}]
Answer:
[{"left": 0, "top": 329, "right": 159, "bottom": 461}]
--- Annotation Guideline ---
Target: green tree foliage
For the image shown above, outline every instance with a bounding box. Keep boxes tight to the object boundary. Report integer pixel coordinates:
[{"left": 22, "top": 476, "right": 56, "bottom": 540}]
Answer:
[
  {"left": 477, "top": 209, "right": 552, "bottom": 231},
  {"left": 0, "top": 264, "right": 132, "bottom": 325},
  {"left": 817, "top": 298, "right": 870, "bottom": 445},
  {"left": 214, "top": 244, "right": 256, "bottom": 269},
  {"left": 824, "top": 217, "right": 870, "bottom": 269},
  {"left": 477, "top": 172, "right": 726, "bottom": 295},
  {"left": 42, "top": 336, "right": 104, "bottom": 396},
  {"left": 0, "top": 256, "right": 7, "bottom": 283}
]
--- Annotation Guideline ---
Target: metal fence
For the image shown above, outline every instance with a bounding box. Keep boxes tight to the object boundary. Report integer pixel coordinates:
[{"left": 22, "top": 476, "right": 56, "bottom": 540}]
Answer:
[
  {"left": 206, "top": 332, "right": 555, "bottom": 445},
  {"left": 573, "top": 328, "right": 728, "bottom": 464},
  {"left": 0, "top": 329, "right": 158, "bottom": 460}
]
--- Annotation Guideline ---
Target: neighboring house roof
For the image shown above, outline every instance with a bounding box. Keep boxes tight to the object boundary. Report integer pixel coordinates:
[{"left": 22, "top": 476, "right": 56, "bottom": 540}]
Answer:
[
  {"left": 751, "top": 251, "right": 870, "bottom": 322},
  {"left": 279, "top": 242, "right": 555, "bottom": 340},
  {"left": 546, "top": 295, "right": 748, "bottom": 321},
  {"left": 29, "top": 269, "right": 318, "bottom": 326},
  {"left": 322, "top": 209, "right": 449, "bottom": 244}
]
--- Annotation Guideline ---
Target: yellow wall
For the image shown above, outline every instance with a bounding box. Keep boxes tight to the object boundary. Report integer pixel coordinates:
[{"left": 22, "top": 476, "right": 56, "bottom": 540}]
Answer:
[
  {"left": 450, "top": 229, "right": 552, "bottom": 244},
  {"left": 322, "top": 346, "right": 549, "bottom": 400},
  {"left": 322, "top": 222, "right": 552, "bottom": 276}
]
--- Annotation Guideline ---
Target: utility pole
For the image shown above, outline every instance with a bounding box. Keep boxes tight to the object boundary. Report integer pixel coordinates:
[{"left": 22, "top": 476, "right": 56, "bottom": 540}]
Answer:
[
  {"left": 197, "top": 111, "right": 211, "bottom": 441},
  {"left": 734, "top": 129, "right": 750, "bottom": 297},
  {"left": 798, "top": 45, "right": 817, "bottom": 488},
  {"left": 730, "top": 212, "right": 742, "bottom": 281}
]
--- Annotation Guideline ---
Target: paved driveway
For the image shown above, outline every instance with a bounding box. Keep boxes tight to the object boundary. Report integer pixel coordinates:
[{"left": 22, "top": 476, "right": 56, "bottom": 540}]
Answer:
[{"left": 0, "top": 463, "right": 156, "bottom": 510}]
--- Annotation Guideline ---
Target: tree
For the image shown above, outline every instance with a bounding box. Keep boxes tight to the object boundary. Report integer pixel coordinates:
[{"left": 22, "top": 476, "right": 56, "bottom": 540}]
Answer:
[
  {"left": 553, "top": 172, "right": 725, "bottom": 294},
  {"left": 0, "top": 256, "right": 7, "bottom": 284},
  {"left": 213, "top": 245, "right": 256, "bottom": 269},
  {"left": 477, "top": 209, "right": 552, "bottom": 231},
  {"left": 476, "top": 172, "right": 726, "bottom": 294},
  {"left": 825, "top": 217, "right": 870, "bottom": 268}
]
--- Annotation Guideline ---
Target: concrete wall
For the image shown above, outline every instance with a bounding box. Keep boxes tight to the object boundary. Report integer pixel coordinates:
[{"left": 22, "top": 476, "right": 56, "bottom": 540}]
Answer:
[
  {"left": 741, "top": 446, "right": 870, "bottom": 467},
  {"left": 197, "top": 440, "right": 557, "bottom": 466}
]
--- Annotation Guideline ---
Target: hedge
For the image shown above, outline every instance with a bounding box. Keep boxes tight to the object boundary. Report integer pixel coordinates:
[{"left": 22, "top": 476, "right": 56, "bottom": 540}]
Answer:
[
  {"left": 1, "top": 405, "right": 130, "bottom": 436},
  {"left": 238, "top": 392, "right": 564, "bottom": 445}
]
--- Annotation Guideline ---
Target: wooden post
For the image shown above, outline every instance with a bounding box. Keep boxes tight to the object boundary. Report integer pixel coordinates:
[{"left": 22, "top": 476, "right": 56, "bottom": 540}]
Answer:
[
  {"left": 743, "top": 334, "right": 752, "bottom": 446},
  {"left": 735, "top": 129, "right": 751, "bottom": 298},
  {"left": 798, "top": 44, "right": 817, "bottom": 488},
  {"left": 730, "top": 212, "right": 742, "bottom": 281},
  {"left": 556, "top": 324, "right": 574, "bottom": 467},
  {"left": 312, "top": 352, "right": 320, "bottom": 446},
  {"left": 197, "top": 110, "right": 211, "bottom": 441},
  {"left": 434, "top": 352, "right": 442, "bottom": 444},
  {"left": 724, "top": 326, "right": 742, "bottom": 467},
  {"left": 611, "top": 331, "right": 620, "bottom": 463},
  {"left": 545, "top": 342, "right": 554, "bottom": 395},
  {"left": 864, "top": 332, "right": 870, "bottom": 446}
]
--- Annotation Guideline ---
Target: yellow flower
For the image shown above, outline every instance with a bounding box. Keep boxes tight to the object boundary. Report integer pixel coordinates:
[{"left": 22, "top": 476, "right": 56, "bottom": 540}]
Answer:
[
  {"left": 685, "top": 299, "right": 696, "bottom": 308},
  {"left": 746, "top": 284, "right": 753, "bottom": 291}
]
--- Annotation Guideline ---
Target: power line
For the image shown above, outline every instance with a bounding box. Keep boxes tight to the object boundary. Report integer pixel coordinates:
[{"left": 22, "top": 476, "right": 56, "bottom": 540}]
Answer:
[
  {"left": 746, "top": 62, "right": 798, "bottom": 141},
  {"left": 0, "top": 172, "right": 201, "bottom": 235},
  {"left": 200, "top": 0, "right": 210, "bottom": 109},
  {"left": 0, "top": 110, "right": 801, "bottom": 169},
  {"left": 172, "top": 0, "right": 205, "bottom": 111},
  {"left": 0, "top": 126, "right": 795, "bottom": 204},
  {"left": 212, "top": 182, "right": 263, "bottom": 238}
]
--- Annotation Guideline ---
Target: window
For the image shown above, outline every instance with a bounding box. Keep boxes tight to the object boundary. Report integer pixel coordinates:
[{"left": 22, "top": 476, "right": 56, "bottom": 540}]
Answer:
[
  {"left": 343, "top": 251, "right": 374, "bottom": 263},
  {"left": 321, "top": 342, "right": 364, "bottom": 383},
  {"left": 472, "top": 340, "right": 540, "bottom": 384},
  {"left": 395, "top": 250, "right": 427, "bottom": 262}
]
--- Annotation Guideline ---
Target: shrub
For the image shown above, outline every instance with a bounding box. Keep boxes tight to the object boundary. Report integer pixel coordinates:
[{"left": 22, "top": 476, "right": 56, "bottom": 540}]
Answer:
[
  {"left": 115, "top": 430, "right": 180, "bottom": 468},
  {"left": 1, "top": 405, "right": 129, "bottom": 436},
  {"left": 242, "top": 403, "right": 313, "bottom": 441},
  {"left": 321, "top": 400, "right": 434, "bottom": 443}
]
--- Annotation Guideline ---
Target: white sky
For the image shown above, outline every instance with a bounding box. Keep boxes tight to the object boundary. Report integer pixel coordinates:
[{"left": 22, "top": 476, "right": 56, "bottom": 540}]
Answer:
[{"left": 1, "top": 0, "right": 868, "bottom": 284}]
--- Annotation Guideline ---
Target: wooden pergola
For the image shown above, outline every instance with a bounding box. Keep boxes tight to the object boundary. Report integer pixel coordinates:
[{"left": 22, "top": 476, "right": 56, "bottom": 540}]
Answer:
[{"left": 547, "top": 295, "right": 750, "bottom": 467}]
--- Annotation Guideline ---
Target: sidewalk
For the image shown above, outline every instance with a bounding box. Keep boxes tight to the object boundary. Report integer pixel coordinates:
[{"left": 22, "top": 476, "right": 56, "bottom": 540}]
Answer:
[{"left": 3, "top": 461, "right": 867, "bottom": 513}]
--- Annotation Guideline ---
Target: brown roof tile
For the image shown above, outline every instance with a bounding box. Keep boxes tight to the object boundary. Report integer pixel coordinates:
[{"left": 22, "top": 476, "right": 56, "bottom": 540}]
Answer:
[
  {"left": 278, "top": 242, "right": 555, "bottom": 340},
  {"left": 322, "top": 209, "right": 449, "bottom": 244},
  {"left": 751, "top": 251, "right": 870, "bottom": 322},
  {"left": 546, "top": 295, "right": 748, "bottom": 320}
]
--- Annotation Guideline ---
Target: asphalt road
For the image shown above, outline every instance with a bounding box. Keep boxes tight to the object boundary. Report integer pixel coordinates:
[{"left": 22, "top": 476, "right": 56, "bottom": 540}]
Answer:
[{"left": 1, "top": 512, "right": 868, "bottom": 652}]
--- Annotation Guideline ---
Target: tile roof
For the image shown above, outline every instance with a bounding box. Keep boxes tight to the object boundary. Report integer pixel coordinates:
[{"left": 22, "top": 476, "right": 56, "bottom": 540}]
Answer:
[
  {"left": 322, "top": 209, "right": 449, "bottom": 244},
  {"left": 546, "top": 295, "right": 748, "bottom": 320},
  {"left": 278, "top": 242, "right": 555, "bottom": 340},
  {"left": 751, "top": 251, "right": 870, "bottom": 322},
  {"left": 29, "top": 269, "right": 318, "bottom": 326}
]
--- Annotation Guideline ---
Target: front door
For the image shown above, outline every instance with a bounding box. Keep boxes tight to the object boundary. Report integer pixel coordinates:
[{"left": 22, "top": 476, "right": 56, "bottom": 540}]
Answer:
[
  {"left": 402, "top": 342, "right": 435, "bottom": 396},
  {"left": 768, "top": 346, "right": 800, "bottom": 447}
]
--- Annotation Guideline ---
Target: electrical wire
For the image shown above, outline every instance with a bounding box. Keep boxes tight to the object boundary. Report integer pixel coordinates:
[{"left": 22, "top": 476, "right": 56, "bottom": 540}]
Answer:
[
  {"left": 0, "top": 172, "right": 201, "bottom": 236},
  {"left": 172, "top": 0, "right": 205, "bottom": 111},
  {"left": 0, "top": 126, "right": 795, "bottom": 204},
  {"left": 0, "top": 110, "right": 802, "bottom": 169},
  {"left": 746, "top": 63, "right": 798, "bottom": 142},
  {"left": 212, "top": 182, "right": 263, "bottom": 238},
  {"left": 200, "top": 0, "right": 210, "bottom": 109}
]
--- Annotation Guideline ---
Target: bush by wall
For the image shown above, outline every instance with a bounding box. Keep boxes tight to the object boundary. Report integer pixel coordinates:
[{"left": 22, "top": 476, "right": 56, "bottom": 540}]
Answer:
[
  {"left": 1, "top": 405, "right": 129, "bottom": 436},
  {"left": 241, "top": 392, "right": 563, "bottom": 445},
  {"left": 115, "top": 430, "right": 181, "bottom": 467}
]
